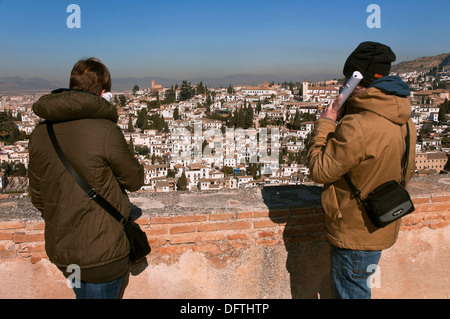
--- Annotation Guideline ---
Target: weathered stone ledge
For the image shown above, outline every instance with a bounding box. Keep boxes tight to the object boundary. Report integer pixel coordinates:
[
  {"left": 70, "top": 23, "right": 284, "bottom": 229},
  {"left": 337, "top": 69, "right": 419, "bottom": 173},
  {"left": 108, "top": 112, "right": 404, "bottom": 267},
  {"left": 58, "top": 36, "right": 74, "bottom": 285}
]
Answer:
[{"left": 1, "top": 175, "right": 449, "bottom": 221}]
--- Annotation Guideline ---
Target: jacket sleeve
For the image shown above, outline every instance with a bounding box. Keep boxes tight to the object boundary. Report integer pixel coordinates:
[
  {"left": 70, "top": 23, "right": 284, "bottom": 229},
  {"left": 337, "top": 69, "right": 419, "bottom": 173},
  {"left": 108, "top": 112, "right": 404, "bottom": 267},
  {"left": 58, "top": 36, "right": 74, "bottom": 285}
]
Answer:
[
  {"left": 104, "top": 124, "right": 144, "bottom": 192},
  {"left": 307, "top": 116, "right": 366, "bottom": 184},
  {"left": 28, "top": 139, "right": 44, "bottom": 216}
]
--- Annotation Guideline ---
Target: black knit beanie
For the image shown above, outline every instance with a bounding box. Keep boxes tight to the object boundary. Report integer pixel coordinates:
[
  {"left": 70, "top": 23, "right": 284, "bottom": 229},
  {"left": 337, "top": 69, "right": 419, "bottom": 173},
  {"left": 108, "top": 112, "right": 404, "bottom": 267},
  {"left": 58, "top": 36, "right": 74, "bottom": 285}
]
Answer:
[{"left": 343, "top": 41, "right": 396, "bottom": 87}]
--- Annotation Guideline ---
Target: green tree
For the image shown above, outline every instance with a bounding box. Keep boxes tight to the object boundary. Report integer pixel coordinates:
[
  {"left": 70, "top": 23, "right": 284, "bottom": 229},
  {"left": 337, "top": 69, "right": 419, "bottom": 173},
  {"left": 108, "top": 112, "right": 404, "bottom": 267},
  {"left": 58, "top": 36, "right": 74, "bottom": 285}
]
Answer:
[
  {"left": 128, "top": 136, "right": 135, "bottom": 155},
  {"left": 302, "top": 132, "right": 313, "bottom": 157},
  {"left": 419, "top": 122, "right": 433, "bottom": 139},
  {"left": 293, "top": 109, "right": 301, "bottom": 130},
  {"left": 222, "top": 166, "right": 234, "bottom": 175},
  {"left": 135, "top": 145, "right": 149, "bottom": 156},
  {"left": 205, "top": 94, "right": 212, "bottom": 108},
  {"left": 442, "top": 136, "right": 450, "bottom": 148},
  {"left": 127, "top": 114, "right": 135, "bottom": 132},
  {"left": 227, "top": 84, "right": 234, "bottom": 94},
  {"left": 236, "top": 107, "right": 245, "bottom": 128},
  {"left": 256, "top": 100, "right": 262, "bottom": 113},
  {"left": 0, "top": 111, "right": 22, "bottom": 145},
  {"left": 146, "top": 100, "right": 160, "bottom": 110},
  {"left": 438, "top": 98, "right": 449, "bottom": 123},
  {"left": 179, "top": 80, "right": 195, "bottom": 101},
  {"left": 302, "top": 112, "right": 316, "bottom": 122},
  {"left": 245, "top": 103, "right": 254, "bottom": 129},
  {"left": 177, "top": 171, "right": 188, "bottom": 190},
  {"left": 165, "top": 85, "right": 176, "bottom": 104},
  {"left": 1, "top": 161, "right": 14, "bottom": 176},
  {"left": 136, "top": 108, "right": 149, "bottom": 131},
  {"left": 259, "top": 114, "right": 268, "bottom": 127},
  {"left": 247, "top": 163, "right": 260, "bottom": 179},
  {"left": 148, "top": 114, "right": 167, "bottom": 132},
  {"left": 15, "top": 162, "right": 27, "bottom": 176},
  {"left": 196, "top": 81, "right": 205, "bottom": 95},
  {"left": 1, "top": 161, "right": 27, "bottom": 177},
  {"left": 167, "top": 169, "right": 175, "bottom": 178},
  {"left": 132, "top": 85, "right": 140, "bottom": 94},
  {"left": 173, "top": 107, "right": 180, "bottom": 120},
  {"left": 119, "top": 95, "right": 127, "bottom": 107}
]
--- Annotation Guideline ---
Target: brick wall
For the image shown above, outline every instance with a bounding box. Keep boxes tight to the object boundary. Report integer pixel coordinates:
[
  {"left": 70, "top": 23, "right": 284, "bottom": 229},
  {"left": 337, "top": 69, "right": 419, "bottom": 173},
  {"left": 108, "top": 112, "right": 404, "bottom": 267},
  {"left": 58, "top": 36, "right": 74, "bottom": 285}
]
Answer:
[
  {"left": 0, "top": 206, "right": 328, "bottom": 266},
  {"left": 0, "top": 176, "right": 449, "bottom": 299},
  {"left": 405, "top": 194, "right": 450, "bottom": 230},
  {"left": 1, "top": 198, "right": 448, "bottom": 266},
  {"left": 144, "top": 206, "right": 327, "bottom": 266},
  {"left": 0, "top": 220, "right": 46, "bottom": 263}
]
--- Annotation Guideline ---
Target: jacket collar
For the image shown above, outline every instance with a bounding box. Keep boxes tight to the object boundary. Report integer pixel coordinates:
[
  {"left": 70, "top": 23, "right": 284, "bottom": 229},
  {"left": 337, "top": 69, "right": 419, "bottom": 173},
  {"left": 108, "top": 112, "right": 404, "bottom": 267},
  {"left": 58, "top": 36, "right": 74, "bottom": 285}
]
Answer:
[{"left": 32, "top": 89, "right": 118, "bottom": 123}]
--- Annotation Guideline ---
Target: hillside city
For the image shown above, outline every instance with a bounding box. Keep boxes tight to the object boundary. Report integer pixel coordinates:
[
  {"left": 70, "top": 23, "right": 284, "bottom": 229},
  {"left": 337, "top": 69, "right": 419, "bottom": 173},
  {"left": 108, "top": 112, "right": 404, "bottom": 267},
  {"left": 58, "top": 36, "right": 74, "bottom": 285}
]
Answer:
[{"left": 1, "top": 64, "right": 449, "bottom": 195}]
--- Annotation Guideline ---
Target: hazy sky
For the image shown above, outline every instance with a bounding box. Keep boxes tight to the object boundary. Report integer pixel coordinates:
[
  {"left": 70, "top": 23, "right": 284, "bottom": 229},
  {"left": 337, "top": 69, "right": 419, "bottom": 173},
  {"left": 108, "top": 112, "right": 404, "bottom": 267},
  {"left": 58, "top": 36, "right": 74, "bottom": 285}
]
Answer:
[{"left": 0, "top": 0, "right": 449, "bottom": 82}]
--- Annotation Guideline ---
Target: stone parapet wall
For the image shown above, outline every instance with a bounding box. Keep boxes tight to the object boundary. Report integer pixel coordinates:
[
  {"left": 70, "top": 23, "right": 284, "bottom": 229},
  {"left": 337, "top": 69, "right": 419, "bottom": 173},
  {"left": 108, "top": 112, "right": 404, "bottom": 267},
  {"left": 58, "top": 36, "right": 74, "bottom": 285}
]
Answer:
[{"left": 0, "top": 175, "right": 449, "bottom": 299}]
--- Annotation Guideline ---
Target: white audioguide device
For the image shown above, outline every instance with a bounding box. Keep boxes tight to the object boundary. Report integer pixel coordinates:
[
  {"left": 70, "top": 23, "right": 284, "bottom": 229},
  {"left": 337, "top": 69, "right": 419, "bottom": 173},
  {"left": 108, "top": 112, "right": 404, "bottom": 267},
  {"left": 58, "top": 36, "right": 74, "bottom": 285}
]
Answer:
[{"left": 336, "top": 71, "right": 363, "bottom": 110}]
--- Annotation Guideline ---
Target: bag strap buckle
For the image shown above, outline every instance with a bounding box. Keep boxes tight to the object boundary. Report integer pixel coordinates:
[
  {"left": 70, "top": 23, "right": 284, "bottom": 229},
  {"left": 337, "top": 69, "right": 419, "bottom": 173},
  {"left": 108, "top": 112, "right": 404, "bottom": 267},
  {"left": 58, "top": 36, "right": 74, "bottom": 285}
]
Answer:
[
  {"left": 120, "top": 217, "right": 129, "bottom": 225},
  {"left": 87, "top": 188, "right": 98, "bottom": 200},
  {"left": 351, "top": 190, "right": 361, "bottom": 199}
]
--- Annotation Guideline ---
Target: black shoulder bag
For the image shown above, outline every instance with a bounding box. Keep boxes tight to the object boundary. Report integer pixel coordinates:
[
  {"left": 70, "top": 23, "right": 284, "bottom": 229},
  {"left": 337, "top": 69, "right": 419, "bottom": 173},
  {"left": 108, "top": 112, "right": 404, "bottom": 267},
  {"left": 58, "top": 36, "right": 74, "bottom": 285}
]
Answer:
[
  {"left": 344, "top": 123, "right": 415, "bottom": 228},
  {"left": 46, "top": 121, "right": 151, "bottom": 262}
]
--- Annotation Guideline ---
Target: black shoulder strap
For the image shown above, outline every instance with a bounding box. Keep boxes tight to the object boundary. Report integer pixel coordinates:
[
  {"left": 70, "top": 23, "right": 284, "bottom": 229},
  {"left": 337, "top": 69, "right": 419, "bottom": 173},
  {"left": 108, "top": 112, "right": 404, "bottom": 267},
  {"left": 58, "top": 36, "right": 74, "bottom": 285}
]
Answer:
[
  {"left": 46, "top": 121, "right": 127, "bottom": 225},
  {"left": 401, "top": 123, "right": 411, "bottom": 186},
  {"left": 344, "top": 122, "right": 411, "bottom": 197}
]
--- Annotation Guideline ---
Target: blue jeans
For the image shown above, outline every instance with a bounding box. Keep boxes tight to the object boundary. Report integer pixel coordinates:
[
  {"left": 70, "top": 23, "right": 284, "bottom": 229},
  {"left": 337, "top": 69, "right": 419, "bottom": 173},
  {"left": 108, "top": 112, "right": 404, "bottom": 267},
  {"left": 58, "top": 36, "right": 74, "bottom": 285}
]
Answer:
[
  {"left": 73, "top": 277, "right": 124, "bottom": 299},
  {"left": 330, "top": 245, "right": 381, "bottom": 299}
]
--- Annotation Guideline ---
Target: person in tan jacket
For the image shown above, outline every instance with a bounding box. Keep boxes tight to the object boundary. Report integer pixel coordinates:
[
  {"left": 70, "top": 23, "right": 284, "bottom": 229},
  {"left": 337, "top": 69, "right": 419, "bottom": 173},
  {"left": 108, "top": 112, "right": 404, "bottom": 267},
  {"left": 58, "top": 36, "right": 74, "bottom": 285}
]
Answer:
[
  {"left": 308, "top": 42, "right": 416, "bottom": 299},
  {"left": 29, "top": 58, "right": 144, "bottom": 299}
]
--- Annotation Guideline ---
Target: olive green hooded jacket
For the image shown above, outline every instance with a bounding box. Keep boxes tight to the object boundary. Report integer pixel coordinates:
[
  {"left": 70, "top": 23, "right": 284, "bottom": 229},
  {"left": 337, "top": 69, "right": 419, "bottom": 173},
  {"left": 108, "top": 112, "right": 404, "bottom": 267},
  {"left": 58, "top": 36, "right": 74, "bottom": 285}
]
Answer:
[
  {"left": 308, "top": 76, "right": 417, "bottom": 251},
  {"left": 29, "top": 90, "right": 144, "bottom": 273}
]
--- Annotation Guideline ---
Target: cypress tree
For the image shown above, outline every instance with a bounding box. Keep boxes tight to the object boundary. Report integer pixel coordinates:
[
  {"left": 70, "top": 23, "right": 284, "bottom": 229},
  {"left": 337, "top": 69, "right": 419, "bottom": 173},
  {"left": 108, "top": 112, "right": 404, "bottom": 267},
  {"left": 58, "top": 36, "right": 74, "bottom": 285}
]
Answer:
[
  {"left": 256, "top": 100, "right": 262, "bottom": 113},
  {"left": 245, "top": 103, "right": 254, "bottom": 129},
  {"left": 293, "top": 109, "right": 301, "bottom": 130},
  {"left": 128, "top": 136, "right": 135, "bottom": 155},
  {"left": 177, "top": 171, "right": 188, "bottom": 191},
  {"left": 128, "top": 114, "right": 134, "bottom": 132},
  {"left": 174, "top": 107, "right": 180, "bottom": 120},
  {"left": 238, "top": 107, "right": 245, "bottom": 128},
  {"left": 438, "top": 98, "right": 449, "bottom": 123}
]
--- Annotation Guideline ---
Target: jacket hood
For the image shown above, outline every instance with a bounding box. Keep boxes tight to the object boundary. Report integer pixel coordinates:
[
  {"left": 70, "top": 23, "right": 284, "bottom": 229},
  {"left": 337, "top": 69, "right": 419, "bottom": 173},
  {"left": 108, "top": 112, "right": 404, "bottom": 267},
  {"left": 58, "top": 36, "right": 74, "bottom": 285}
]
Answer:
[
  {"left": 368, "top": 75, "right": 411, "bottom": 97},
  {"left": 347, "top": 76, "right": 412, "bottom": 125},
  {"left": 32, "top": 89, "right": 118, "bottom": 123}
]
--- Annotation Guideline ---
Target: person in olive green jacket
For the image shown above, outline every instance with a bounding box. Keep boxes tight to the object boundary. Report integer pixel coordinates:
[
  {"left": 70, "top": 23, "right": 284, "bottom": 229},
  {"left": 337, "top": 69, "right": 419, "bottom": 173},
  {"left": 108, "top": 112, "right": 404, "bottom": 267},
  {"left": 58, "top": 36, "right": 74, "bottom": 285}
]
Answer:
[
  {"left": 29, "top": 58, "right": 144, "bottom": 299},
  {"left": 308, "top": 42, "right": 416, "bottom": 299}
]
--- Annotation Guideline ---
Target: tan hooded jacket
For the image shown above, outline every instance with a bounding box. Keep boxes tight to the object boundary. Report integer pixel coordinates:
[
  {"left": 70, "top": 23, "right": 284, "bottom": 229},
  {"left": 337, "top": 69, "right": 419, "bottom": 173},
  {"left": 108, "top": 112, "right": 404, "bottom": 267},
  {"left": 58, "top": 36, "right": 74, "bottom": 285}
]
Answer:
[
  {"left": 308, "top": 83, "right": 417, "bottom": 251},
  {"left": 29, "top": 90, "right": 144, "bottom": 278}
]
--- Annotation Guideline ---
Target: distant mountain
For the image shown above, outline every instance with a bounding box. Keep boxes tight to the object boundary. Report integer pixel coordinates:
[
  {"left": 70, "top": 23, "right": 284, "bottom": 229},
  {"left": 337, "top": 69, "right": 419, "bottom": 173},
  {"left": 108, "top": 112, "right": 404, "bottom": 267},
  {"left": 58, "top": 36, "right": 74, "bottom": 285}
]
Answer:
[
  {"left": 391, "top": 53, "right": 450, "bottom": 74},
  {"left": 3, "top": 53, "right": 449, "bottom": 94},
  {"left": 440, "top": 55, "right": 450, "bottom": 68},
  {"left": 0, "top": 77, "right": 66, "bottom": 94}
]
